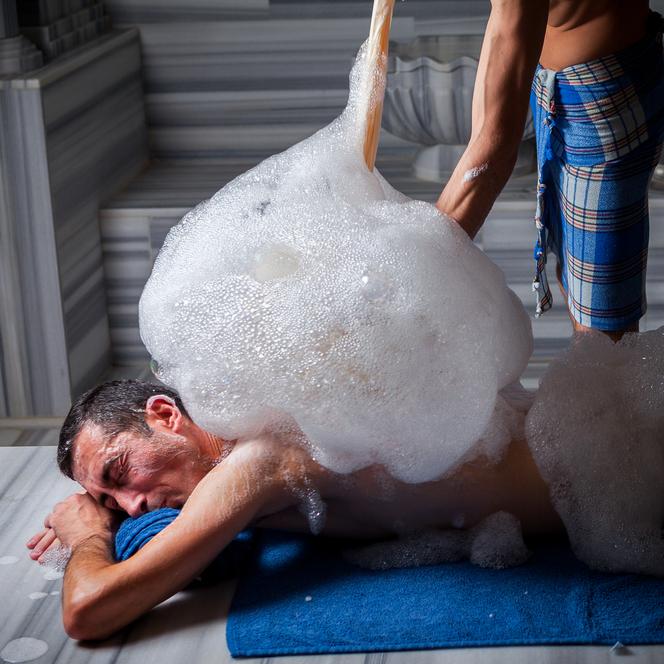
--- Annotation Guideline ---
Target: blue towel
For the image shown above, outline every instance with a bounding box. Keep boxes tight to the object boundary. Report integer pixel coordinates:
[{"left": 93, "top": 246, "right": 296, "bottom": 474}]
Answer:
[
  {"left": 115, "top": 508, "right": 182, "bottom": 560},
  {"left": 114, "top": 508, "right": 254, "bottom": 580},
  {"left": 226, "top": 531, "right": 664, "bottom": 657}
]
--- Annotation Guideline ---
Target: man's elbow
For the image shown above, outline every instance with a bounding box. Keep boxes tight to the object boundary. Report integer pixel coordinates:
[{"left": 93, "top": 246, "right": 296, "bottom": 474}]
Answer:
[{"left": 63, "top": 590, "right": 115, "bottom": 641}]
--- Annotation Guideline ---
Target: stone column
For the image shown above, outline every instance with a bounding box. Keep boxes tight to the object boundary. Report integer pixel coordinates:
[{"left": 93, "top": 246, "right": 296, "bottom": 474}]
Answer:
[{"left": 0, "top": 0, "right": 43, "bottom": 75}]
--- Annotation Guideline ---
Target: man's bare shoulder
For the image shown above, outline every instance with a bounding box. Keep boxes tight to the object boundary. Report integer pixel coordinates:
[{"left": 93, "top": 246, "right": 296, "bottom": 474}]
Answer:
[{"left": 203, "top": 434, "right": 326, "bottom": 518}]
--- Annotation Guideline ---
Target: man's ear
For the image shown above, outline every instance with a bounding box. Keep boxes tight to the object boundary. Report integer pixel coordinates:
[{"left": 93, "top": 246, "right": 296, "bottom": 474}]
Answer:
[{"left": 144, "top": 395, "right": 184, "bottom": 433}]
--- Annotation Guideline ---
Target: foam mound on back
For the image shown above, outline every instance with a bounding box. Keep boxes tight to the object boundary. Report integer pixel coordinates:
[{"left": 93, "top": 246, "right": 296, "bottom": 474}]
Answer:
[
  {"left": 139, "top": 43, "right": 533, "bottom": 483},
  {"left": 526, "top": 328, "right": 664, "bottom": 576}
]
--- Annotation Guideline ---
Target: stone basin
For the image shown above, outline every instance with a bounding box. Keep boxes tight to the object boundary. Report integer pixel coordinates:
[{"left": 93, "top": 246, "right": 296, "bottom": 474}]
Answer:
[{"left": 383, "top": 34, "right": 536, "bottom": 182}]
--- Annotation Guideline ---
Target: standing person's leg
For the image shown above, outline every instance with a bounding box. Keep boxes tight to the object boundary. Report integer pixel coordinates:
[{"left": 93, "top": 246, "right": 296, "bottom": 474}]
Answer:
[
  {"left": 531, "top": 12, "right": 664, "bottom": 340},
  {"left": 552, "top": 138, "right": 662, "bottom": 341}
]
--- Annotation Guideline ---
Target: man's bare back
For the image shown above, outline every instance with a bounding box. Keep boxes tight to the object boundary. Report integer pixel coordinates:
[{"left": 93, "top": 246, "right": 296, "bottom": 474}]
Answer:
[{"left": 253, "top": 434, "right": 562, "bottom": 540}]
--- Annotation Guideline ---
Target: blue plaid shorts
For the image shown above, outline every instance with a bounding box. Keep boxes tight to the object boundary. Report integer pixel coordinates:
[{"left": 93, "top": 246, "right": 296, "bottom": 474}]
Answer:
[{"left": 530, "top": 13, "right": 664, "bottom": 331}]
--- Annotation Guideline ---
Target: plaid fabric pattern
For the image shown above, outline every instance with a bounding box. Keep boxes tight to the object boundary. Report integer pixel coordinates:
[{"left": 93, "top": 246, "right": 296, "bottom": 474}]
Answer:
[{"left": 529, "top": 16, "right": 664, "bottom": 330}]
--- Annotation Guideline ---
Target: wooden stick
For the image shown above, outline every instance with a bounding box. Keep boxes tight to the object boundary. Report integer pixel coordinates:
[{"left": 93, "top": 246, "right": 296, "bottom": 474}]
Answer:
[{"left": 362, "top": 0, "right": 396, "bottom": 172}]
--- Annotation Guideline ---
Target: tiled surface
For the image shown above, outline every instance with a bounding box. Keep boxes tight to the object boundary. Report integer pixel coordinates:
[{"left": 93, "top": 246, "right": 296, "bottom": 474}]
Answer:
[{"left": 0, "top": 446, "right": 663, "bottom": 663}]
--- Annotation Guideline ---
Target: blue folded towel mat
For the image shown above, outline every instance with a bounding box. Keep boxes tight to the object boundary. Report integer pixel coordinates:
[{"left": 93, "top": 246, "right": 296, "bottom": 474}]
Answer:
[{"left": 115, "top": 512, "right": 664, "bottom": 657}]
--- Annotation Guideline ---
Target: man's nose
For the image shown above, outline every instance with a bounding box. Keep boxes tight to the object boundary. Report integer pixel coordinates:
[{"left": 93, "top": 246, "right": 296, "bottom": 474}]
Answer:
[{"left": 119, "top": 492, "right": 148, "bottom": 518}]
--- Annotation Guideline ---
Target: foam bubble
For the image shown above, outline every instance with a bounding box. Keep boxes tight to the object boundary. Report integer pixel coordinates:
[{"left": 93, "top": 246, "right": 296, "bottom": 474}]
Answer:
[
  {"left": 27, "top": 592, "right": 47, "bottom": 601},
  {"left": 39, "top": 545, "right": 71, "bottom": 579},
  {"left": 526, "top": 328, "right": 664, "bottom": 576},
  {"left": 344, "top": 511, "right": 529, "bottom": 570},
  {"left": 469, "top": 511, "right": 530, "bottom": 569},
  {"left": 139, "top": 41, "right": 533, "bottom": 483},
  {"left": 294, "top": 485, "right": 327, "bottom": 535},
  {"left": 463, "top": 162, "right": 489, "bottom": 182},
  {"left": 0, "top": 638, "right": 48, "bottom": 663}
]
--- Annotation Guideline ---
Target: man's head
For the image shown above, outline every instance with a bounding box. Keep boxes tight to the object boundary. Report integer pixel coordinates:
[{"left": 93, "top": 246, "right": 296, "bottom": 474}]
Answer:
[{"left": 58, "top": 380, "right": 219, "bottom": 517}]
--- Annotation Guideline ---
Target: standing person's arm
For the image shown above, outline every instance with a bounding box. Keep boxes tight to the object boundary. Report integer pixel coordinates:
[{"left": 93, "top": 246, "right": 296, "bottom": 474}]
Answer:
[{"left": 436, "top": 0, "right": 549, "bottom": 238}]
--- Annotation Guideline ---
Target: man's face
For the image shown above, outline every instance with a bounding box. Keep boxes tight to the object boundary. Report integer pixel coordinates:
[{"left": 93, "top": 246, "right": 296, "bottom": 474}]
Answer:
[{"left": 72, "top": 423, "right": 206, "bottom": 517}]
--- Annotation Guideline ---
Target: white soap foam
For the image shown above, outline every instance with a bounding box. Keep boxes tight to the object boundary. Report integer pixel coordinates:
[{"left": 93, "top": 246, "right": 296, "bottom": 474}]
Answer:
[
  {"left": 344, "top": 511, "right": 529, "bottom": 570},
  {"left": 39, "top": 545, "right": 70, "bottom": 579},
  {"left": 468, "top": 511, "right": 530, "bottom": 569},
  {"left": 0, "top": 638, "right": 48, "bottom": 663},
  {"left": 139, "top": 41, "right": 533, "bottom": 484},
  {"left": 0, "top": 556, "right": 18, "bottom": 566},
  {"left": 463, "top": 162, "right": 489, "bottom": 182},
  {"left": 526, "top": 328, "right": 664, "bottom": 576}
]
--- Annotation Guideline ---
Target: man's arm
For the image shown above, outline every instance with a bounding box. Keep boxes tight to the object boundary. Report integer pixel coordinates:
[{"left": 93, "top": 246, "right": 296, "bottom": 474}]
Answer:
[
  {"left": 53, "top": 446, "right": 282, "bottom": 640},
  {"left": 436, "top": 0, "right": 549, "bottom": 238}
]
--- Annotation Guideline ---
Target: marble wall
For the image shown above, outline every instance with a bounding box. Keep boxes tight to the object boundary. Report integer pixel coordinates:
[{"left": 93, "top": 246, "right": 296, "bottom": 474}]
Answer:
[
  {"left": 102, "top": 0, "right": 490, "bottom": 160},
  {"left": 0, "top": 28, "right": 148, "bottom": 417}
]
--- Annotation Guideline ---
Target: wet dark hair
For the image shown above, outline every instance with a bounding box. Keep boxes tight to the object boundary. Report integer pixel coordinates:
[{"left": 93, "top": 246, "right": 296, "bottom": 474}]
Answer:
[{"left": 57, "top": 379, "right": 190, "bottom": 479}]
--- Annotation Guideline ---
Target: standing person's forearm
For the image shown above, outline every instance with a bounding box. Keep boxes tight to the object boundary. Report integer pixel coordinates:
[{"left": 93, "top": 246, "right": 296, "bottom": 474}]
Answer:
[
  {"left": 436, "top": 135, "right": 522, "bottom": 238},
  {"left": 436, "top": 0, "right": 549, "bottom": 238}
]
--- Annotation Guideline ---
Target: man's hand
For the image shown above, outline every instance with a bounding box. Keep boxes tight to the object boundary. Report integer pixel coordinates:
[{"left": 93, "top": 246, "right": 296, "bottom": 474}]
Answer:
[{"left": 27, "top": 493, "right": 121, "bottom": 562}]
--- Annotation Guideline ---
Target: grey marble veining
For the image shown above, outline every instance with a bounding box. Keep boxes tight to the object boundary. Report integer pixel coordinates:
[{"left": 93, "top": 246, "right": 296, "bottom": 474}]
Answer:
[
  {"left": 1, "top": 446, "right": 663, "bottom": 663},
  {"left": 104, "top": 0, "right": 418, "bottom": 160},
  {"left": 98, "top": 1, "right": 494, "bottom": 162},
  {"left": 0, "top": 28, "right": 148, "bottom": 418}
]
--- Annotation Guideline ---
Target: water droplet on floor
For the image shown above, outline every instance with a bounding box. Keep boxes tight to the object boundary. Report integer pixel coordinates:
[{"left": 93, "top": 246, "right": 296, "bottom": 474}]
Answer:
[{"left": 0, "top": 637, "right": 49, "bottom": 663}]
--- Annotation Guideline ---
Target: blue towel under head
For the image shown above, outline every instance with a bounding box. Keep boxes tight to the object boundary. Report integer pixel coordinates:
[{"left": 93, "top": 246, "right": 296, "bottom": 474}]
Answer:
[{"left": 114, "top": 508, "right": 254, "bottom": 580}]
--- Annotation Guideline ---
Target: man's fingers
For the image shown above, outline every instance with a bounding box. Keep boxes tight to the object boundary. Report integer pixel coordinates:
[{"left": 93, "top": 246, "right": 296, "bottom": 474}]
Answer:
[
  {"left": 30, "top": 530, "right": 57, "bottom": 560},
  {"left": 26, "top": 529, "right": 49, "bottom": 549}
]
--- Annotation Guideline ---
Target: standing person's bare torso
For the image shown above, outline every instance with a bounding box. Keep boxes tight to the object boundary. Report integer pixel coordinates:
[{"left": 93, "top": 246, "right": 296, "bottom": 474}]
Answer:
[{"left": 541, "top": 0, "right": 651, "bottom": 70}]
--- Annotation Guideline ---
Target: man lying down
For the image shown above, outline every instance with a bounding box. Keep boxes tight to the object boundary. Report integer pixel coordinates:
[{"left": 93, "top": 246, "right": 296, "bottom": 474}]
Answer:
[
  {"left": 26, "top": 16, "right": 664, "bottom": 638},
  {"left": 27, "top": 332, "right": 664, "bottom": 641}
]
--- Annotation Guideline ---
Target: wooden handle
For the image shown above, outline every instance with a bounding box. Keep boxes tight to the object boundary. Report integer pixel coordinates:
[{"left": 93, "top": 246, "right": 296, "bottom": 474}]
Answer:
[{"left": 362, "top": 0, "right": 396, "bottom": 172}]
